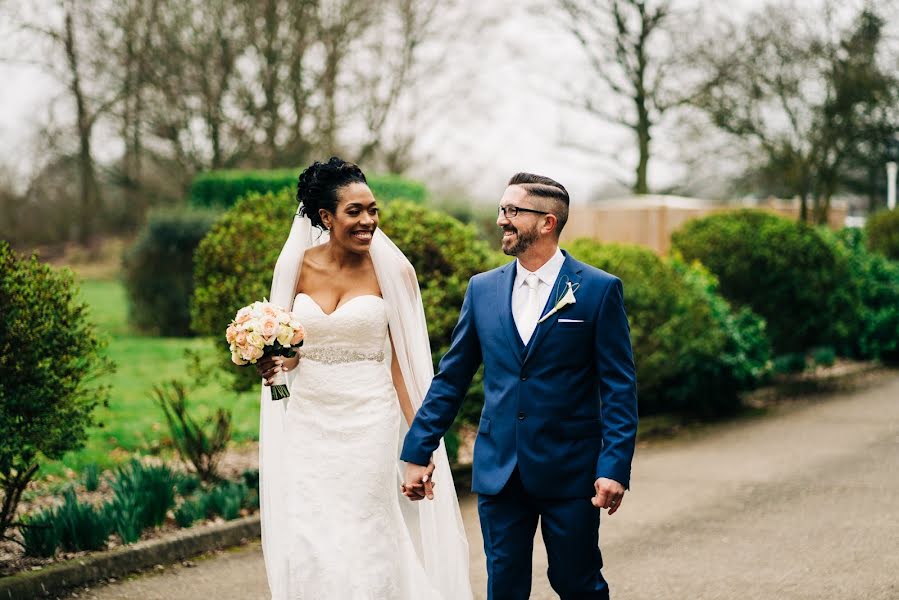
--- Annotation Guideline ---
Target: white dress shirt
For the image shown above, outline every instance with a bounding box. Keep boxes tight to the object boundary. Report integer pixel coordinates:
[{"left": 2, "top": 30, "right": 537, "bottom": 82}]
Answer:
[{"left": 512, "top": 248, "right": 565, "bottom": 344}]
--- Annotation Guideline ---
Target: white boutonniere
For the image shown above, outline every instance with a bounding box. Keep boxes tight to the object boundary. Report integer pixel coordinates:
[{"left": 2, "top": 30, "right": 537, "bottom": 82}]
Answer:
[{"left": 538, "top": 280, "right": 579, "bottom": 323}]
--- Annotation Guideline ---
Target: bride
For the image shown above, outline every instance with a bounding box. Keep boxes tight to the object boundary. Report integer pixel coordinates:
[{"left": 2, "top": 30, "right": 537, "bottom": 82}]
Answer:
[{"left": 255, "top": 157, "right": 471, "bottom": 599}]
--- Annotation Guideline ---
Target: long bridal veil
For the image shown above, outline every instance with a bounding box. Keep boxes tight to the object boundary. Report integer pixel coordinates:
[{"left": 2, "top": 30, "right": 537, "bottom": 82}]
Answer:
[{"left": 260, "top": 212, "right": 472, "bottom": 600}]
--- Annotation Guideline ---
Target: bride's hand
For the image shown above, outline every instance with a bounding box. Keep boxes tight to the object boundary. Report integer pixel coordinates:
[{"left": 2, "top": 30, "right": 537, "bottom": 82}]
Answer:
[{"left": 256, "top": 355, "right": 300, "bottom": 385}]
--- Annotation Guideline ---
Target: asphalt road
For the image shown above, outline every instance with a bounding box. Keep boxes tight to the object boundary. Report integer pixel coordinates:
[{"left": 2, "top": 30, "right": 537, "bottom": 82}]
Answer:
[{"left": 65, "top": 373, "right": 899, "bottom": 600}]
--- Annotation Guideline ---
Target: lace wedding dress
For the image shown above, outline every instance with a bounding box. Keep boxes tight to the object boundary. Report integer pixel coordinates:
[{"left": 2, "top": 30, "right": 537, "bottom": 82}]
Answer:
[{"left": 283, "top": 292, "right": 440, "bottom": 599}]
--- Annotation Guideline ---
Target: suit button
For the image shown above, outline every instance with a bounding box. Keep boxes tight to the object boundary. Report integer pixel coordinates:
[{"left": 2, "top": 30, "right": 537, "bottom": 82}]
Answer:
[
  {"left": 517, "top": 412, "right": 526, "bottom": 420},
  {"left": 520, "top": 375, "right": 528, "bottom": 381}
]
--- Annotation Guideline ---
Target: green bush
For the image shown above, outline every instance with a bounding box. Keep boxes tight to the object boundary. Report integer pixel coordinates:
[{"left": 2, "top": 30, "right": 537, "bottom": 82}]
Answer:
[
  {"left": 105, "top": 491, "right": 143, "bottom": 544},
  {"left": 109, "top": 459, "right": 177, "bottom": 530},
  {"left": 204, "top": 481, "right": 247, "bottom": 520},
  {"left": 0, "top": 242, "right": 113, "bottom": 540},
  {"left": 773, "top": 352, "right": 808, "bottom": 374},
  {"left": 865, "top": 209, "right": 899, "bottom": 260},
  {"left": 828, "top": 228, "right": 899, "bottom": 362},
  {"left": 20, "top": 509, "right": 61, "bottom": 558},
  {"left": 812, "top": 346, "right": 836, "bottom": 367},
  {"left": 191, "top": 193, "right": 502, "bottom": 411},
  {"left": 567, "top": 239, "right": 771, "bottom": 417},
  {"left": 174, "top": 496, "right": 205, "bottom": 528},
  {"left": 56, "top": 488, "right": 112, "bottom": 552},
  {"left": 123, "top": 208, "right": 218, "bottom": 336},
  {"left": 189, "top": 169, "right": 427, "bottom": 210},
  {"left": 671, "top": 210, "right": 857, "bottom": 354},
  {"left": 82, "top": 463, "right": 101, "bottom": 492}
]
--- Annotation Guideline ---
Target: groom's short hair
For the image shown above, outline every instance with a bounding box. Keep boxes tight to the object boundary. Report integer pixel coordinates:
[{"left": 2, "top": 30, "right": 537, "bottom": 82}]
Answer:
[{"left": 508, "top": 172, "right": 569, "bottom": 237}]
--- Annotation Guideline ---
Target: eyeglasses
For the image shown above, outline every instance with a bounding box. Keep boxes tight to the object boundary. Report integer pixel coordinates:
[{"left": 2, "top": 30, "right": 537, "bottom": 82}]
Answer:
[{"left": 498, "top": 205, "right": 549, "bottom": 219}]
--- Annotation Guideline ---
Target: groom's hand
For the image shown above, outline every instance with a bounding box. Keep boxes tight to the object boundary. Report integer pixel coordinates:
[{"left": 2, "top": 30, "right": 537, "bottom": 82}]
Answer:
[
  {"left": 402, "top": 461, "right": 436, "bottom": 501},
  {"left": 592, "top": 477, "right": 625, "bottom": 515}
]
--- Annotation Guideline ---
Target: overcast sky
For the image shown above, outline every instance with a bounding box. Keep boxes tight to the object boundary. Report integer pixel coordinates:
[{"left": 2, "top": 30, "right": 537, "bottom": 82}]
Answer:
[{"left": 0, "top": 0, "right": 874, "bottom": 205}]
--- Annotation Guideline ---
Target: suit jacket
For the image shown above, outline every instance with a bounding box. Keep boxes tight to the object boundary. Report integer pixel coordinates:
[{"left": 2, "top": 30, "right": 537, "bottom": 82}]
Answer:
[{"left": 401, "top": 251, "right": 638, "bottom": 498}]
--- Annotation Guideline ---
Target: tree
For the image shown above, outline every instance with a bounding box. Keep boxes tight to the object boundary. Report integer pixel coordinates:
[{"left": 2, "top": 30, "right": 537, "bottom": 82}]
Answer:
[
  {"left": 0, "top": 242, "right": 113, "bottom": 542},
  {"left": 7, "top": 0, "right": 113, "bottom": 244},
  {"left": 695, "top": 3, "right": 896, "bottom": 222},
  {"left": 549, "top": 0, "right": 691, "bottom": 194}
]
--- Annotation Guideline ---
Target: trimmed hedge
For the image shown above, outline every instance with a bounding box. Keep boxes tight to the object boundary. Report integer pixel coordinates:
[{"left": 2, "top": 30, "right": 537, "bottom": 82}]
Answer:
[
  {"left": 865, "top": 209, "right": 899, "bottom": 260},
  {"left": 190, "top": 169, "right": 427, "bottom": 210},
  {"left": 670, "top": 210, "right": 857, "bottom": 354},
  {"left": 123, "top": 209, "right": 218, "bottom": 336},
  {"left": 567, "top": 239, "right": 770, "bottom": 417}
]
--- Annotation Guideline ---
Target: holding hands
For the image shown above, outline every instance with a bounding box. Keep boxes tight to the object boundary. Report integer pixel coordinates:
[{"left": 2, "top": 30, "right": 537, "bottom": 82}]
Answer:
[
  {"left": 592, "top": 477, "right": 625, "bottom": 515},
  {"left": 402, "top": 461, "right": 436, "bottom": 501}
]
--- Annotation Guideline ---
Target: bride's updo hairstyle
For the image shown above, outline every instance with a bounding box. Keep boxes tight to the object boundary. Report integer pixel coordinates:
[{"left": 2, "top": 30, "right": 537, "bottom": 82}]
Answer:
[{"left": 297, "top": 157, "right": 368, "bottom": 229}]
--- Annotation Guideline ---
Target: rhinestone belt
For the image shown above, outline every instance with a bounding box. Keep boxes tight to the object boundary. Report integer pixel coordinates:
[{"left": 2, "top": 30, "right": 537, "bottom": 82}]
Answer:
[{"left": 300, "top": 347, "right": 385, "bottom": 365}]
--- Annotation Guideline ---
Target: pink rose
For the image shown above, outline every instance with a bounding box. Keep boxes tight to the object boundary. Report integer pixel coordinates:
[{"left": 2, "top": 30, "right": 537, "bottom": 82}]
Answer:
[
  {"left": 235, "top": 329, "right": 248, "bottom": 347},
  {"left": 226, "top": 324, "right": 238, "bottom": 344},
  {"left": 243, "top": 344, "right": 264, "bottom": 362},
  {"left": 236, "top": 307, "right": 252, "bottom": 324},
  {"left": 291, "top": 324, "right": 305, "bottom": 345},
  {"left": 260, "top": 316, "right": 280, "bottom": 342}
]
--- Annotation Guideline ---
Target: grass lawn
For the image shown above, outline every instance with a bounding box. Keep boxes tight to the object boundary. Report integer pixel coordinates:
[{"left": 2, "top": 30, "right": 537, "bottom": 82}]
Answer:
[{"left": 42, "top": 279, "right": 259, "bottom": 479}]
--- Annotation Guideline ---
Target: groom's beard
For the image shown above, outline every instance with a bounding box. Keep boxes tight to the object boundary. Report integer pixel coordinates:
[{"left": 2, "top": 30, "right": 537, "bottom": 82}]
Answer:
[{"left": 501, "top": 223, "right": 539, "bottom": 256}]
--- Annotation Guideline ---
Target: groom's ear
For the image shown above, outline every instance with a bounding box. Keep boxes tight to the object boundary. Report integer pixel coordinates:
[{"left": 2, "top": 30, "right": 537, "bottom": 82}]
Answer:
[{"left": 542, "top": 212, "right": 559, "bottom": 237}]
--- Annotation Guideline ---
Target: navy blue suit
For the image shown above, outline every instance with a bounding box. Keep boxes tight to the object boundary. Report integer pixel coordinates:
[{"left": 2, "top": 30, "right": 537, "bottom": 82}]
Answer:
[{"left": 401, "top": 251, "right": 638, "bottom": 599}]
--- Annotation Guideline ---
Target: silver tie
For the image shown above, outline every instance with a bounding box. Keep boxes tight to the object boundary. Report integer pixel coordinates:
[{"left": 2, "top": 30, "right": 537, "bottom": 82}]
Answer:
[{"left": 521, "top": 273, "right": 541, "bottom": 344}]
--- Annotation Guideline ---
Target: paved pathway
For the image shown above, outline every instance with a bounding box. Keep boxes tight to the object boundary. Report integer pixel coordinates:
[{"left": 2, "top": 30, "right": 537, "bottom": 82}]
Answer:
[{"left": 66, "top": 374, "right": 899, "bottom": 599}]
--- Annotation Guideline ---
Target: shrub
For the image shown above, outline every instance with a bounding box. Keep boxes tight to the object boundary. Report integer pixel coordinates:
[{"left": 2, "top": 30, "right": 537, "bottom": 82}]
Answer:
[
  {"left": 109, "top": 459, "right": 177, "bottom": 530},
  {"left": 191, "top": 193, "right": 501, "bottom": 415},
  {"left": 828, "top": 228, "right": 899, "bottom": 362},
  {"left": 204, "top": 481, "right": 247, "bottom": 520},
  {"left": 773, "top": 352, "right": 808, "bottom": 374},
  {"left": 812, "top": 346, "right": 836, "bottom": 367},
  {"left": 567, "top": 239, "right": 771, "bottom": 417},
  {"left": 189, "top": 169, "right": 427, "bottom": 210},
  {"left": 20, "top": 509, "right": 60, "bottom": 558},
  {"left": 123, "top": 208, "right": 218, "bottom": 336},
  {"left": 151, "top": 380, "right": 232, "bottom": 482},
  {"left": 865, "top": 209, "right": 899, "bottom": 260},
  {"left": 0, "top": 242, "right": 113, "bottom": 540},
  {"left": 56, "top": 488, "right": 112, "bottom": 552},
  {"left": 671, "top": 210, "right": 857, "bottom": 354},
  {"left": 104, "top": 492, "right": 143, "bottom": 544},
  {"left": 174, "top": 496, "right": 205, "bottom": 528},
  {"left": 175, "top": 471, "right": 202, "bottom": 497},
  {"left": 82, "top": 463, "right": 101, "bottom": 492}
]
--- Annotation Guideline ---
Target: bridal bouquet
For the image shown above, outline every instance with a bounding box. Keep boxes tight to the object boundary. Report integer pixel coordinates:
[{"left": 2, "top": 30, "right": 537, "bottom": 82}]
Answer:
[{"left": 226, "top": 300, "right": 305, "bottom": 400}]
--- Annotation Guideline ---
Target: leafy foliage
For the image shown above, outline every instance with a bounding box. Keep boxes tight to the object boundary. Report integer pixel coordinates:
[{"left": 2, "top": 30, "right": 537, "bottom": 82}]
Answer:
[
  {"left": 123, "top": 208, "right": 218, "bottom": 336},
  {"left": 567, "top": 239, "right": 770, "bottom": 417},
  {"left": 828, "top": 228, "right": 899, "bottom": 363},
  {"left": 0, "top": 242, "right": 113, "bottom": 540},
  {"left": 151, "top": 380, "right": 232, "bottom": 482},
  {"left": 20, "top": 509, "right": 61, "bottom": 558},
  {"left": 108, "top": 459, "right": 177, "bottom": 531},
  {"left": 55, "top": 488, "right": 113, "bottom": 552},
  {"left": 671, "top": 210, "right": 857, "bottom": 354},
  {"left": 865, "top": 209, "right": 899, "bottom": 261},
  {"left": 189, "top": 169, "right": 427, "bottom": 210}
]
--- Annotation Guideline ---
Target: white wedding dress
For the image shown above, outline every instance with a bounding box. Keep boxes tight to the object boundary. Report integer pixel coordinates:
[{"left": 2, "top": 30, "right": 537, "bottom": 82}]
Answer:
[{"left": 283, "top": 292, "right": 441, "bottom": 599}]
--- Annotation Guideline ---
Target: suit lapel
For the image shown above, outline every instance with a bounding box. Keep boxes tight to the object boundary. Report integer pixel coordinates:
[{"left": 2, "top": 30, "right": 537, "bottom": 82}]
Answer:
[
  {"left": 522, "top": 253, "right": 583, "bottom": 367},
  {"left": 495, "top": 263, "right": 524, "bottom": 362}
]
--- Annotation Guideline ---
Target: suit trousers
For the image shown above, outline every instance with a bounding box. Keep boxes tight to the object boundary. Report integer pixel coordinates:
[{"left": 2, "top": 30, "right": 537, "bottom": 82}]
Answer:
[{"left": 477, "top": 468, "right": 609, "bottom": 600}]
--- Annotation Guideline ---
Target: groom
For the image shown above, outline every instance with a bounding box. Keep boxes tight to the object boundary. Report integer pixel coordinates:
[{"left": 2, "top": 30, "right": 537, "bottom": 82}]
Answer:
[{"left": 401, "top": 172, "right": 638, "bottom": 599}]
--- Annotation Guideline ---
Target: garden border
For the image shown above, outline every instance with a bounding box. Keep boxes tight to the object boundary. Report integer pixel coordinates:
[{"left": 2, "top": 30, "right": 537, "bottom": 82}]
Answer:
[{"left": 0, "top": 464, "right": 474, "bottom": 599}]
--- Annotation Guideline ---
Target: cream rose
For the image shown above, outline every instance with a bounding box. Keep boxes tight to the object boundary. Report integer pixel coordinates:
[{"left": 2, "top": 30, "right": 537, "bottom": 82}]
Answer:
[
  {"left": 247, "top": 331, "right": 266, "bottom": 349},
  {"left": 260, "top": 316, "right": 280, "bottom": 343},
  {"left": 243, "top": 344, "right": 264, "bottom": 362}
]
